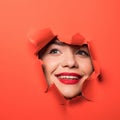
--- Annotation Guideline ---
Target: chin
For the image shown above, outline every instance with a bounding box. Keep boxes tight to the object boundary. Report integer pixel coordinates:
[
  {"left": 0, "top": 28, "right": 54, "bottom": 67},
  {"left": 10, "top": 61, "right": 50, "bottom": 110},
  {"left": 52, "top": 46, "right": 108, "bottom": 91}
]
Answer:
[
  {"left": 61, "top": 91, "right": 81, "bottom": 99},
  {"left": 63, "top": 94, "right": 81, "bottom": 99}
]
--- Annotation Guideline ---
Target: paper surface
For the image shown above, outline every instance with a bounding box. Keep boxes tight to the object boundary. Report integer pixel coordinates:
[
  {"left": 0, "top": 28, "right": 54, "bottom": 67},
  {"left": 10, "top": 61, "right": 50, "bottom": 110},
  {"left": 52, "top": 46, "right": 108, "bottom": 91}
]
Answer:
[{"left": 0, "top": 0, "right": 120, "bottom": 120}]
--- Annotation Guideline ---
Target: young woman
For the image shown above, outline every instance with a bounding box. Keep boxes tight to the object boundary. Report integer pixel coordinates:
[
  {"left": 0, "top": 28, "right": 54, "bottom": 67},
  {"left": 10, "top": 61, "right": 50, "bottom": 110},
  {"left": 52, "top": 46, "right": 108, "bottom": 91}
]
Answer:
[{"left": 28, "top": 28, "right": 100, "bottom": 100}]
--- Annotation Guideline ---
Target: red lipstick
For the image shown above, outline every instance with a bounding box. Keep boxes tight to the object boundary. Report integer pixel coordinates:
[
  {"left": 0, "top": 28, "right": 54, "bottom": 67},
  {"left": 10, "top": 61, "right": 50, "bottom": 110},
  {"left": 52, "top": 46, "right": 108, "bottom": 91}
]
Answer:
[{"left": 55, "top": 72, "right": 82, "bottom": 84}]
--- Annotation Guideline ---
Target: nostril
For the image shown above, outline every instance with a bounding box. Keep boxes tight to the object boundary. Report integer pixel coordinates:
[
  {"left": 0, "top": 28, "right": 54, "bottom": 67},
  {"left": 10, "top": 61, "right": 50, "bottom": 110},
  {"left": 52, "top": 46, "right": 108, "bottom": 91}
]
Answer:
[{"left": 62, "top": 58, "right": 78, "bottom": 68}]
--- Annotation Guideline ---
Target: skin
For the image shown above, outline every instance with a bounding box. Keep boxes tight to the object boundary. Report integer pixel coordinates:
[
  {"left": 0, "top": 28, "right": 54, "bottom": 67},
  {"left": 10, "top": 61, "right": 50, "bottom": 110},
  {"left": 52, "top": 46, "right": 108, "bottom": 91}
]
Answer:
[{"left": 40, "top": 40, "right": 93, "bottom": 99}]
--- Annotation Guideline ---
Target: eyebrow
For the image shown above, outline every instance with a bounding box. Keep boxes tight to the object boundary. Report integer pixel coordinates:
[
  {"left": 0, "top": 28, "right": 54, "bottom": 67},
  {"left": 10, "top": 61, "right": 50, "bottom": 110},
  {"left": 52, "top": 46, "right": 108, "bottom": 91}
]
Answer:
[
  {"left": 38, "top": 37, "right": 89, "bottom": 59},
  {"left": 49, "top": 37, "right": 88, "bottom": 48},
  {"left": 50, "top": 39, "right": 66, "bottom": 46}
]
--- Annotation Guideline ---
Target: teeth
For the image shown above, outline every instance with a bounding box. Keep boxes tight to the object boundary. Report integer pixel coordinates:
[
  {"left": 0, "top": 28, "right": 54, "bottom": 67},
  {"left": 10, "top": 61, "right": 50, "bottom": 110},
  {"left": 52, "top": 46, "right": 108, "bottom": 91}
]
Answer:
[{"left": 58, "top": 76, "right": 79, "bottom": 79}]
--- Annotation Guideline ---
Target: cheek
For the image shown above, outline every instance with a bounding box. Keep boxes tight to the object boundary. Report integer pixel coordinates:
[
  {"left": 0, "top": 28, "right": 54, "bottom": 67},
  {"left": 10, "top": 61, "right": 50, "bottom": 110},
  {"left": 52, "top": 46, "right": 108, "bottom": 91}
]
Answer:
[
  {"left": 42, "top": 57, "right": 59, "bottom": 75},
  {"left": 42, "top": 58, "right": 60, "bottom": 84},
  {"left": 79, "top": 59, "right": 93, "bottom": 75}
]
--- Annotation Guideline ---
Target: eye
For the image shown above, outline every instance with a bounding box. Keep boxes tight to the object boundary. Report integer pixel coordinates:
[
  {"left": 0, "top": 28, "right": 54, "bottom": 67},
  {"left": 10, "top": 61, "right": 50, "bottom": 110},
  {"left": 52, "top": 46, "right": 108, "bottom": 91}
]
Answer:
[
  {"left": 49, "top": 49, "right": 61, "bottom": 54},
  {"left": 76, "top": 50, "right": 89, "bottom": 56}
]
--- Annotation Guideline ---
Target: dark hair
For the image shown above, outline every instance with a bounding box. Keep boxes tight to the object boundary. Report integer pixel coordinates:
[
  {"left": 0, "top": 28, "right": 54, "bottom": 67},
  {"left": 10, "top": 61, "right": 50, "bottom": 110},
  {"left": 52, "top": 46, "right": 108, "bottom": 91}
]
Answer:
[{"left": 37, "top": 36, "right": 58, "bottom": 59}]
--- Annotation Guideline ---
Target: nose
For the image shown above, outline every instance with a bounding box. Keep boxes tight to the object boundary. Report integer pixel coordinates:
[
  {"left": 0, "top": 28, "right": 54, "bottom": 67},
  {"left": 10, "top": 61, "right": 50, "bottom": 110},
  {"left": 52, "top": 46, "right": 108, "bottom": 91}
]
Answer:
[{"left": 61, "top": 52, "right": 78, "bottom": 68}]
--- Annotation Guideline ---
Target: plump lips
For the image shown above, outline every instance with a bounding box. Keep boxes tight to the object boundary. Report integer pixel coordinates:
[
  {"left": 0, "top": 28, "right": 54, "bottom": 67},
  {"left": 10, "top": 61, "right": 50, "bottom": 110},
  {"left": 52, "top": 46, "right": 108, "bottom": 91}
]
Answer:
[{"left": 55, "top": 72, "right": 82, "bottom": 84}]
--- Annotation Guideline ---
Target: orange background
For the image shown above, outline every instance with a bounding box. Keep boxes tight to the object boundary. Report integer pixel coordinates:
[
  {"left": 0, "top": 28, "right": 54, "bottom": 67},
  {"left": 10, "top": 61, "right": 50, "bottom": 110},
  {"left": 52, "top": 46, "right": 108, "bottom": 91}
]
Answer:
[{"left": 0, "top": 0, "right": 120, "bottom": 120}]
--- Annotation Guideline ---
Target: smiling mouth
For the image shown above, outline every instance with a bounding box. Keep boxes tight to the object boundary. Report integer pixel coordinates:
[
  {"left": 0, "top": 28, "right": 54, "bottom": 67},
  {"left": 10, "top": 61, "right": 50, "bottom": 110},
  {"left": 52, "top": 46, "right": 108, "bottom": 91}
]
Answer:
[{"left": 55, "top": 72, "right": 82, "bottom": 84}]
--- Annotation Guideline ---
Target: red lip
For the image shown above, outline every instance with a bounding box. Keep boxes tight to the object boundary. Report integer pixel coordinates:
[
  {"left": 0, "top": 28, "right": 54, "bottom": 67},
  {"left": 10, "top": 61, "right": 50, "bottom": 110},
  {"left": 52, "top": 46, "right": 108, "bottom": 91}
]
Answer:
[{"left": 55, "top": 72, "right": 82, "bottom": 85}]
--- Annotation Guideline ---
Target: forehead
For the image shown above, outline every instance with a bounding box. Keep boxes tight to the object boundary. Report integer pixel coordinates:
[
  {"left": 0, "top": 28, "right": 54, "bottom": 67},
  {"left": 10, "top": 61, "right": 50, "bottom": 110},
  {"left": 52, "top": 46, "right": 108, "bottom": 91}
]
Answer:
[
  {"left": 49, "top": 38, "right": 88, "bottom": 48},
  {"left": 37, "top": 37, "right": 88, "bottom": 59}
]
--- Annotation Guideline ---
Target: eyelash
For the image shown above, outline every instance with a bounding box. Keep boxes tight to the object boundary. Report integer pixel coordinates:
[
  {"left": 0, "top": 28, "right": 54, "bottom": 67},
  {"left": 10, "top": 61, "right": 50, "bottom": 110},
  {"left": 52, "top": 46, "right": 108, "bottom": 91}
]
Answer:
[
  {"left": 76, "top": 50, "right": 89, "bottom": 56},
  {"left": 49, "top": 49, "right": 89, "bottom": 56},
  {"left": 49, "top": 49, "right": 61, "bottom": 54}
]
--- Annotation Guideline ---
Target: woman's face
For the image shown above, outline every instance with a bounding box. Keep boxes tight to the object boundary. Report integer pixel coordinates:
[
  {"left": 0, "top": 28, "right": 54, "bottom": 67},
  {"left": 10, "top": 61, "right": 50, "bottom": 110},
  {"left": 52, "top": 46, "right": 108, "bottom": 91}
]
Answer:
[{"left": 40, "top": 40, "right": 93, "bottom": 99}]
